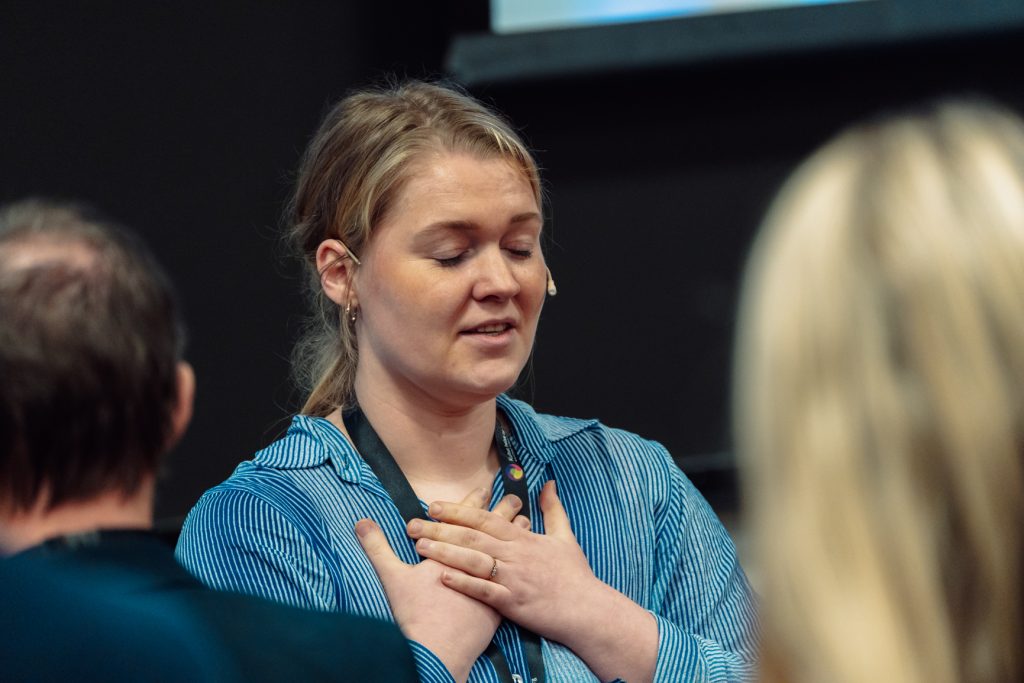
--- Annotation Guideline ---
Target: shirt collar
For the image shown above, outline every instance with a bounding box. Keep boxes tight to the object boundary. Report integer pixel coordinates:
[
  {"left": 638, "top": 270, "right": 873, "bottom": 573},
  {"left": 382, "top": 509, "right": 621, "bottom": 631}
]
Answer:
[
  {"left": 252, "top": 414, "right": 364, "bottom": 483},
  {"left": 496, "top": 395, "right": 599, "bottom": 463},
  {"left": 252, "top": 395, "right": 600, "bottom": 477}
]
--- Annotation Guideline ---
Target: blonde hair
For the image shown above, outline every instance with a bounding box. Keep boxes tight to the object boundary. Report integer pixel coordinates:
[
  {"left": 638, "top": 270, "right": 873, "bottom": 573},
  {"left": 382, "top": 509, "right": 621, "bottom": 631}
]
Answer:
[
  {"left": 735, "top": 101, "right": 1024, "bottom": 683},
  {"left": 286, "top": 80, "right": 541, "bottom": 416}
]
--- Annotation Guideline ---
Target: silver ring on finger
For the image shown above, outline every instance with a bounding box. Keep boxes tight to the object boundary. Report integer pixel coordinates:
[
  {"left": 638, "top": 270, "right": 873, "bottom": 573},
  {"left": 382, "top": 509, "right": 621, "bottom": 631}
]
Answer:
[{"left": 489, "top": 558, "right": 499, "bottom": 580}]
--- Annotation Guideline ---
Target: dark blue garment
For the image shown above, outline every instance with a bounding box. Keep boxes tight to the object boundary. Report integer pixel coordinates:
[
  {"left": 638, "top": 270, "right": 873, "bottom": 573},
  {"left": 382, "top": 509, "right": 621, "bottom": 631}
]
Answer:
[
  {"left": 177, "top": 395, "right": 758, "bottom": 682},
  {"left": 3, "top": 546, "right": 228, "bottom": 681},
  {"left": 5, "top": 530, "right": 418, "bottom": 682}
]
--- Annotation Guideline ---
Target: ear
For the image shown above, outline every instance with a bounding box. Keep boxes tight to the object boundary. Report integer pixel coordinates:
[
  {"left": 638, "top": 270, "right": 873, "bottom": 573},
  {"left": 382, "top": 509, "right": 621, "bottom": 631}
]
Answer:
[
  {"left": 316, "top": 239, "right": 358, "bottom": 307},
  {"left": 167, "top": 361, "right": 195, "bottom": 451}
]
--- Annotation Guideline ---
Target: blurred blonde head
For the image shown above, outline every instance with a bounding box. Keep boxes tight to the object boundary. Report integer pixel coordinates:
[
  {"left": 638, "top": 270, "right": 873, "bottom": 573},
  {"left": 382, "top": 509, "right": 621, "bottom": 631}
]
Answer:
[{"left": 735, "top": 101, "right": 1024, "bottom": 683}]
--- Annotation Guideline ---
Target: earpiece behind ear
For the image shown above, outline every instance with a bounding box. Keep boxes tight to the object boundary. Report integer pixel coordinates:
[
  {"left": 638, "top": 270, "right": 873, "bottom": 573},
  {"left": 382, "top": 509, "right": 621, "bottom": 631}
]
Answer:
[{"left": 546, "top": 268, "right": 557, "bottom": 297}]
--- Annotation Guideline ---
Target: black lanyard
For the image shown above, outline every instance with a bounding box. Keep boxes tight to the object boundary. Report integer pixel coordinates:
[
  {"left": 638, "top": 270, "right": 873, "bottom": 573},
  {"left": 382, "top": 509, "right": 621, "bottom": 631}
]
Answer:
[{"left": 344, "top": 405, "right": 546, "bottom": 683}]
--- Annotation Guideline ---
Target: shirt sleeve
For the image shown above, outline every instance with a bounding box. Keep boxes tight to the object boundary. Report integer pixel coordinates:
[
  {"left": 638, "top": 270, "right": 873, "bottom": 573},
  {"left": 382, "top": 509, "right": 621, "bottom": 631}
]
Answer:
[
  {"left": 175, "top": 486, "right": 337, "bottom": 611},
  {"left": 648, "top": 443, "right": 759, "bottom": 682}
]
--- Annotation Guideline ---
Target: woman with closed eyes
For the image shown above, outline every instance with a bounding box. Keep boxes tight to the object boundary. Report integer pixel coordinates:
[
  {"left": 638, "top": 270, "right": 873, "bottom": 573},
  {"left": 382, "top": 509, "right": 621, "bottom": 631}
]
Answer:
[{"left": 176, "top": 80, "right": 756, "bottom": 683}]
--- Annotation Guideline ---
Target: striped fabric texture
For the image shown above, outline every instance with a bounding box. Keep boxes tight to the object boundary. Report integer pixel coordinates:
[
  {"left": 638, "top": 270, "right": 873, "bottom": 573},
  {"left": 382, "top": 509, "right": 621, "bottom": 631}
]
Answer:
[{"left": 176, "top": 395, "right": 757, "bottom": 682}]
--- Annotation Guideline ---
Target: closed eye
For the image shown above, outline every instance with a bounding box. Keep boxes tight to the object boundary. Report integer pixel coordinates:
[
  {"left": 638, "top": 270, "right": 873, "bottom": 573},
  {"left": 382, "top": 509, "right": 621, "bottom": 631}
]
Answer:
[
  {"left": 507, "top": 248, "right": 533, "bottom": 259},
  {"left": 436, "top": 253, "right": 467, "bottom": 268}
]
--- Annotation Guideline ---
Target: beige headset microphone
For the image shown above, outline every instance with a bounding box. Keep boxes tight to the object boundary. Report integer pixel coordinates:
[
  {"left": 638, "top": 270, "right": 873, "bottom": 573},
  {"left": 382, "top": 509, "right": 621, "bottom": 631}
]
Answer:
[{"left": 546, "top": 267, "right": 557, "bottom": 296}]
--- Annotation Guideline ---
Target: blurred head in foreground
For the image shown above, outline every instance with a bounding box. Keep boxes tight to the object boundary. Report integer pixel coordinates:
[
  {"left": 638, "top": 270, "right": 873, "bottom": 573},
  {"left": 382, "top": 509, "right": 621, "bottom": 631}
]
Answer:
[{"left": 735, "top": 101, "right": 1024, "bottom": 683}]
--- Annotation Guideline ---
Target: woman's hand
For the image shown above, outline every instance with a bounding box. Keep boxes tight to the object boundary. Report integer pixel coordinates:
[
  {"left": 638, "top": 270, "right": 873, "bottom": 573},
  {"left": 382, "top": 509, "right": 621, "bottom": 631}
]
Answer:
[
  {"left": 406, "top": 480, "right": 658, "bottom": 683},
  {"left": 355, "top": 489, "right": 524, "bottom": 683},
  {"left": 405, "top": 481, "right": 599, "bottom": 643}
]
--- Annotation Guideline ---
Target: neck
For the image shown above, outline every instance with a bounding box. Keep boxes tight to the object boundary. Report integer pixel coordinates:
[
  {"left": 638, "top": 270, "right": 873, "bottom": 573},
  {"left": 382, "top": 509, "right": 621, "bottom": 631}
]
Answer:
[
  {"left": 343, "top": 375, "right": 501, "bottom": 502},
  {"left": 0, "top": 478, "right": 155, "bottom": 556}
]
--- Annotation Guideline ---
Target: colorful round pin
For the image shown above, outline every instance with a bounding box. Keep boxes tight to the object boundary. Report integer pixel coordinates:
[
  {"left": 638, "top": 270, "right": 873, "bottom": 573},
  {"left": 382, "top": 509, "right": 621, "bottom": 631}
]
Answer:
[{"left": 503, "top": 463, "right": 524, "bottom": 481}]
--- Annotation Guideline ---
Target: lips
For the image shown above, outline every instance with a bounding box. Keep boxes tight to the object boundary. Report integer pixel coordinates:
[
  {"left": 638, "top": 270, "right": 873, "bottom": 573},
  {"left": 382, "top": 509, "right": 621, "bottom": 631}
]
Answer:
[{"left": 461, "top": 320, "right": 515, "bottom": 335}]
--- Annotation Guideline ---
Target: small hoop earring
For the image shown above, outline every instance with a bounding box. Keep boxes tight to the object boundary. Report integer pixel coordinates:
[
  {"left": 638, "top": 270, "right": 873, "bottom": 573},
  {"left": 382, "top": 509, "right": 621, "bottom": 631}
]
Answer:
[{"left": 347, "top": 305, "right": 358, "bottom": 324}]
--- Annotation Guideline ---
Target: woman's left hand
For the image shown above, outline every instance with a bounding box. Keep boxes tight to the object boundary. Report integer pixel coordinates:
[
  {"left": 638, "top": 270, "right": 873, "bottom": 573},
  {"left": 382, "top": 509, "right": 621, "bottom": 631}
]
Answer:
[
  {"left": 406, "top": 480, "right": 600, "bottom": 644},
  {"left": 409, "top": 480, "right": 659, "bottom": 683}
]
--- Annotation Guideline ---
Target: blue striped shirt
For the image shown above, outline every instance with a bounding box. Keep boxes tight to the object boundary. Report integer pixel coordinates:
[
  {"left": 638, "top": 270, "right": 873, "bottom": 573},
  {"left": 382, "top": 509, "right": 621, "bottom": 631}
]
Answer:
[{"left": 176, "top": 395, "right": 757, "bottom": 682}]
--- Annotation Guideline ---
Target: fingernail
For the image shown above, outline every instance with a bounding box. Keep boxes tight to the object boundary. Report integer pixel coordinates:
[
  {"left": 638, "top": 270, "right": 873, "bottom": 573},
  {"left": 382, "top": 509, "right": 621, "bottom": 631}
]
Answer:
[
  {"left": 407, "top": 519, "right": 423, "bottom": 535},
  {"left": 509, "top": 495, "right": 522, "bottom": 510},
  {"left": 441, "top": 570, "right": 451, "bottom": 582},
  {"left": 417, "top": 538, "right": 431, "bottom": 551},
  {"left": 355, "top": 520, "right": 371, "bottom": 537},
  {"left": 429, "top": 502, "right": 443, "bottom": 517}
]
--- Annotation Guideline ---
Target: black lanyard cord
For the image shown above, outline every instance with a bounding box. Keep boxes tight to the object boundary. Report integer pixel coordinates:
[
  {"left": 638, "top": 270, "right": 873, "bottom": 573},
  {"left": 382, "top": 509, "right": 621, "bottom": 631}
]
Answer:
[{"left": 344, "top": 405, "right": 546, "bottom": 683}]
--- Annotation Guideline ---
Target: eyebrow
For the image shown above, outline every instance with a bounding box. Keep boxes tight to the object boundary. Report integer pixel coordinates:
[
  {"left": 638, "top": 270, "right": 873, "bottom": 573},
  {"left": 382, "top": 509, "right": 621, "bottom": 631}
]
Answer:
[
  {"left": 510, "top": 212, "right": 543, "bottom": 224},
  {"left": 419, "top": 212, "right": 543, "bottom": 235}
]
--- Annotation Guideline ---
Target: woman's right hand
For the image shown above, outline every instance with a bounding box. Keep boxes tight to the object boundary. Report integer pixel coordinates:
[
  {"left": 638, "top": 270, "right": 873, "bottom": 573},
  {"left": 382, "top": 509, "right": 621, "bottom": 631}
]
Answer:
[{"left": 356, "top": 490, "right": 525, "bottom": 683}]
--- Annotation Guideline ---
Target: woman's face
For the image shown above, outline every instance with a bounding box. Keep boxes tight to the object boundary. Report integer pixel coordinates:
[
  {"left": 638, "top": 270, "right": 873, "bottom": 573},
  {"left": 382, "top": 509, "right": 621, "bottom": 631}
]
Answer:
[{"left": 352, "top": 152, "right": 547, "bottom": 410}]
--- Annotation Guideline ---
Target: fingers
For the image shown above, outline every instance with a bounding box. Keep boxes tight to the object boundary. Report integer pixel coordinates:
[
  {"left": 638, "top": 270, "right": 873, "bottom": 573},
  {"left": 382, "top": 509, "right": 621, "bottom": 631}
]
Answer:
[
  {"left": 513, "top": 514, "right": 531, "bottom": 530},
  {"left": 407, "top": 518, "right": 499, "bottom": 555},
  {"left": 355, "top": 518, "right": 405, "bottom": 578},
  {"left": 428, "top": 501, "right": 520, "bottom": 541},
  {"left": 458, "top": 486, "right": 490, "bottom": 509},
  {"left": 415, "top": 538, "right": 496, "bottom": 579},
  {"left": 441, "top": 569, "right": 510, "bottom": 609},
  {"left": 539, "top": 480, "right": 575, "bottom": 540},
  {"left": 491, "top": 494, "right": 524, "bottom": 522}
]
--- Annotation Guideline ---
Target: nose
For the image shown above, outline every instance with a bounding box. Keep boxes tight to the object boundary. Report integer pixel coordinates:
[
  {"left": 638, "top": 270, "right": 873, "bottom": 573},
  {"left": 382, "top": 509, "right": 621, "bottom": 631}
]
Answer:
[{"left": 472, "top": 246, "right": 521, "bottom": 301}]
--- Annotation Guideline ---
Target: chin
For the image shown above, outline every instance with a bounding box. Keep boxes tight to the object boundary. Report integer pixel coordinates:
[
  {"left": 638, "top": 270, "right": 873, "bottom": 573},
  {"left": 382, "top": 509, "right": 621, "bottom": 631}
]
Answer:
[
  {"left": 464, "top": 378, "right": 518, "bottom": 401},
  {"left": 448, "top": 371, "right": 521, "bottom": 404},
  {"left": 430, "top": 357, "right": 529, "bottom": 406}
]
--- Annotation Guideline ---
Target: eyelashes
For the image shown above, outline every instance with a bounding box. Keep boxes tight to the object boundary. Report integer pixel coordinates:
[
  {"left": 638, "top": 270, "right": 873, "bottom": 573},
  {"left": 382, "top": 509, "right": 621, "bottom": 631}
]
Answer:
[
  {"left": 435, "top": 248, "right": 534, "bottom": 268},
  {"left": 436, "top": 254, "right": 465, "bottom": 268}
]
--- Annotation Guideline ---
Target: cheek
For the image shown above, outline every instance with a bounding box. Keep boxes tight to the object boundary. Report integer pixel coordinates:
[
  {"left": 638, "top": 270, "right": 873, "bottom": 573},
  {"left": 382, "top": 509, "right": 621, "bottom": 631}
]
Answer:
[
  {"left": 521, "top": 269, "right": 548, "bottom": 317},
  {"left": 370, "top": 264, "right": 441, "bottom": 309},
  {"left": 388, "top": 274, "right": 466, "bottom": 328}
]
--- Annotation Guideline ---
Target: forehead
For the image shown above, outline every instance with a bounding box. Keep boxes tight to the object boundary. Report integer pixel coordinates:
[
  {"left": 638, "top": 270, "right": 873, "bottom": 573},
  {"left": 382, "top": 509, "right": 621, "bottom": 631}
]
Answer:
[{"left": 387, "top": 152, "right": 540, "bottom": 225}]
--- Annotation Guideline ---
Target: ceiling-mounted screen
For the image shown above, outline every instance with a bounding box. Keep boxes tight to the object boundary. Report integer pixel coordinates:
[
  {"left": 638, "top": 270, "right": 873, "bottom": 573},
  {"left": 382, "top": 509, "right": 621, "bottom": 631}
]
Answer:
[
  {"left": 492, "top": 0, "right": 864, "bottom": 35},
  {"left": 450, "top": 2, "right": 1024, "bottom": 86}
]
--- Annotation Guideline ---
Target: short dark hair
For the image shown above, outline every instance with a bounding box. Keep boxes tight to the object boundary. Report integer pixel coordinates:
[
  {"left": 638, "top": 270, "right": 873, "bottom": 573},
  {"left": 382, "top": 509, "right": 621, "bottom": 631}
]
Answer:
[{"left": 0, "top": 200, "right": 186, "bottom": 513}]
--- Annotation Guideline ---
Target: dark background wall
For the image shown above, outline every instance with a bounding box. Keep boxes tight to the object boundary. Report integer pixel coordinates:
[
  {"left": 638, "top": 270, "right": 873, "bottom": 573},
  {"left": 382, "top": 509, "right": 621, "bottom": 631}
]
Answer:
[{"left": 2, "top": 3, "right": 1021, "bottom": 522}]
